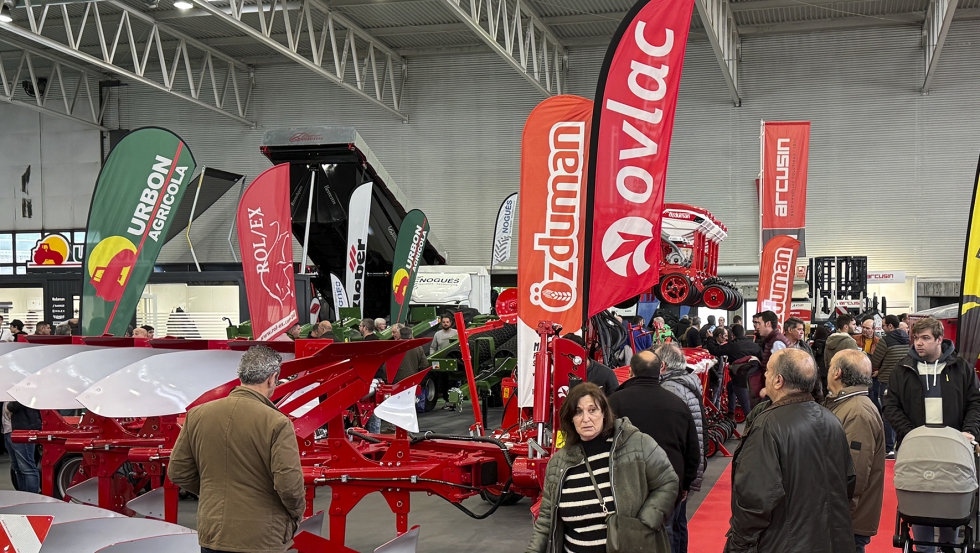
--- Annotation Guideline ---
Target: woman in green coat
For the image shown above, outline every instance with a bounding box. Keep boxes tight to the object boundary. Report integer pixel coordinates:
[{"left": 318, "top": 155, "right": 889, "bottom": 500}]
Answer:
[{"left": 526, "top": 382, "right": 679, "bottom": 553}]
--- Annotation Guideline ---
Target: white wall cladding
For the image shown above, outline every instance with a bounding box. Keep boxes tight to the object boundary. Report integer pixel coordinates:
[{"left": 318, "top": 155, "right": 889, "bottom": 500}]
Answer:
[
  {"left": 0, "top": 105, "right": 100, "bottom": 230},
  {"left": 111, "top": 51, "right": 542, "bottom": 267},
  {"left": 93, "top": 19, "right": 980, "bottom": 278}
]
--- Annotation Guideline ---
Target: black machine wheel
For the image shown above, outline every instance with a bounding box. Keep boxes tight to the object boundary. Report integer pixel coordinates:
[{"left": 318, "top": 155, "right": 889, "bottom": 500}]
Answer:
[
  {"left": 54, "top": 455, "right": 83, "bottom": 500},
  {"left": 481, "top": 488, "right": 523, "bottom": 506},
  {"left": 706, "top": 439, "right": 717, "bottom": 458},
  {"left": 421, "top": 375, "right": 438, "bottom": 412},
  {"left": 614, "top": 295, "right": 640, "bottom": 309}
]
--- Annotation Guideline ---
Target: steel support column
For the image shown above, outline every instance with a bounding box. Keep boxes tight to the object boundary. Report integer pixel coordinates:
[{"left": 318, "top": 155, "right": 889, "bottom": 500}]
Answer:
[
  {"left": 696, "top": 0, "right": 740, "bottom": 106},
  {"left": 0, "top": 0, "right": 255, "bottom": 126},
  {"left": 440, "top": 0, "right": 565, "bottom": 97},
  {"left": 190, "top": 0, "right": 407, "bottom": 121},
  {"left": 923, "top": 0, "right": 959, "bottom": 92},
  {"left": 0, "top": 37, "right": 108, "bottom": 130}
]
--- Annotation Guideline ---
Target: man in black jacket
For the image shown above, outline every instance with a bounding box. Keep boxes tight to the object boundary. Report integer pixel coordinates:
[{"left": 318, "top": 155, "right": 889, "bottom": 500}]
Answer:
[
  {"left": 881, "top": 317, "right": 980, "bottom": 551},
  {"left": 882, "top": 317, "right": 980, "bottom": 447},
  {"left": 725, "top": 349, "right": 854, "bottom": 553},
  {"left": 705, "top": 324, "right": 760, "bottom": 418},
  {"left": 609, "top": 350, "right": 699, "bottom": 549},
  {"left": 6, "top": 401, "right": 41, "bottom": 493},
  {"left": 564, "top": 334, "right": 619, "bottom": 396}
]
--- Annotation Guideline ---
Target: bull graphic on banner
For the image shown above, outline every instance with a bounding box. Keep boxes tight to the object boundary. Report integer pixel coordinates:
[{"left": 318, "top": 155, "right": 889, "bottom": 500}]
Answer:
[{"left": 236, "top": 164, "right": 299, "bottom": 341}]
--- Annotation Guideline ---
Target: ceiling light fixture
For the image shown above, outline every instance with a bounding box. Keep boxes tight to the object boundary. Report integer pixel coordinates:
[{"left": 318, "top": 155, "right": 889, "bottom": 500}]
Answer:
[
  {"left": 174, "top": 0, "right": 192, "bottom": 9},
  {"left": 0, "top": 5, "right": 13, "bottom": 23}
]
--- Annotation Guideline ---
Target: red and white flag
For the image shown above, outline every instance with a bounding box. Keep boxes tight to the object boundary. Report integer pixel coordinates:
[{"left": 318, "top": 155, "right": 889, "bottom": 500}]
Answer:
[
  {"left": 346, "top": 182, "right": 373, "bottom": 312},
  {"left": 517, "top": 95, "right": 593, "bottom": 408},
  {"left": 236, "top": 164, "right": 299, "bottom": 341},
  {"left": 761, "top": 121, "right": 810, "bottom": 254},
  {"left": 584, "top": 0, "right": 697, "bottom": 317},
  {"left": 758, "top": 235, "right": 800, "bottom": 326}
]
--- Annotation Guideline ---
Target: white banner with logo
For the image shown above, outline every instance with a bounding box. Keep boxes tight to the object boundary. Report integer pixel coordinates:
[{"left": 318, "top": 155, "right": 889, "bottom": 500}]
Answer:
[
  {"left": 491, "top": 192, "right": 518, "bottom": 268},
  {"left": 411, "top": 274, "right": 472, "bottom": 304},
  {"left": 345, "top": 182, "right": 373, "bottom": 310},
  {"left": 330, "top": 272, "right": 349, "bottom": 320},
  {"left": 868, "top": 271, "right": 905, "bottom": 284}
]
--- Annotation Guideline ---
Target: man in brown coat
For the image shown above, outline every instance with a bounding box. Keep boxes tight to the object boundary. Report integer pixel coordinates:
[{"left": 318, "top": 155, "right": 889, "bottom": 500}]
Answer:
[
  {"left": 392, "top": 326, "right": 428, "bottom": 382},
  {"left": 824, "top": 349, "right": 885, "bottom": 553},
  {"left": 169, "top": 345, "right": 307, "bottom": 553}
]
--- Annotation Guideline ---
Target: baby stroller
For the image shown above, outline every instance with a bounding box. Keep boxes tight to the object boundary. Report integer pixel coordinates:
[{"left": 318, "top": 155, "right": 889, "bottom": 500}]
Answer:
[{"left": 893, "top": 426, "right": 980, "bottom": 552}]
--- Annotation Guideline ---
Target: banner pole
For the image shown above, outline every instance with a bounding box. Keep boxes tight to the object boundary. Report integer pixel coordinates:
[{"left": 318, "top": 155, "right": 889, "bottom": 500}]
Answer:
[
  {"left": 227, "top": 175, "right": 246, "bottom": 263},
  {"left": 300, "top": 168, "right": 316, "bottom": 275},
  {"left": 185, "top": 168, "right": 207, "bottom": 272},
  {"left": 759, "top": 120, "right": 765, "bottom": 258}
]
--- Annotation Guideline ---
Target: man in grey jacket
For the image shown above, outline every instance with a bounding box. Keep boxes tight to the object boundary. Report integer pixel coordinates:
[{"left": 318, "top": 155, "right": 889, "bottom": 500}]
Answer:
[
  {"left": 658, "top": 343, "right": 705, "bottom": 553},
  {"left": 429, "top": 315, "right": 458, "bottom": 355}
]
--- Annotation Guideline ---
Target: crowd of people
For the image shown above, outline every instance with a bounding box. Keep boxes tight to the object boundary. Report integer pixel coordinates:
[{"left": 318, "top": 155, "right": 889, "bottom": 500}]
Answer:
[
  {"left": 5, "top": 305, "right": 972, "bottom": 553},
  {"left": 528, "top": 310, "right": 980, "bottom": 553}
]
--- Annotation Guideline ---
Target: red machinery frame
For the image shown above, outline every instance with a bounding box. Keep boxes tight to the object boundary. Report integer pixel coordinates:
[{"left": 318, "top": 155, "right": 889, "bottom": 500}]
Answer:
[
  {"left": 13, "top": 322, "right": 587, "bottom": 551},
  {"left": 653, "top": 203, "right": 743, "bottom": 311}
]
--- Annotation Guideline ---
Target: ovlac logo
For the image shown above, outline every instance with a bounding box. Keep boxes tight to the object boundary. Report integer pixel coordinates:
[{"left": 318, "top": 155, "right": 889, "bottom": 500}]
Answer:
[{"left": 601, "top": 217, "right": 655, "bottom": 277}]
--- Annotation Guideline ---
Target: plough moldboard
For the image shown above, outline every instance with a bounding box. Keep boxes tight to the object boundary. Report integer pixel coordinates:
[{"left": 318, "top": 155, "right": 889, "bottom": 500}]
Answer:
[{"left": 2, "top": 325, "right": 589, "bottom": 552}]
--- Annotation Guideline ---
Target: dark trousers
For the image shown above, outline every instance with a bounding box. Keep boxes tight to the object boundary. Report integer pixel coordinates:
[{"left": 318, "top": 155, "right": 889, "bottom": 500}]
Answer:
[
  {"left": 666, "top": 496, "right": 688, "bottom": 553},
  {"left": 727, "top": 382, "right": 751, "bottom": 416},
  {"left": 854, "top": 534, "right": 871, "bottom": 552},
  {"left": 202, "top": 548, "right": 237, "bottom": 553},
  {"left": 5, "top": 433, "right": 38, "bottom": 494},
  {"left": 880, "top": 381, "right": 895, "bottom": 451},
  {"left": 869, "top": 377, "right": 881, "bottom": 407}
]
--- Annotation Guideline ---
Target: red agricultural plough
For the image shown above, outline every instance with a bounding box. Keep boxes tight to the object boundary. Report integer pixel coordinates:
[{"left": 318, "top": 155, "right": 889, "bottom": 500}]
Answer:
[{"left": 7, "top": 319, "right": 588, "bottom": 551}]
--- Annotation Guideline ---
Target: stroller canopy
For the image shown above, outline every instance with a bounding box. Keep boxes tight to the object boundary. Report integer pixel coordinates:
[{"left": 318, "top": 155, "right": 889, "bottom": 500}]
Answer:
[{"left": 895, "top": 426, "right": 978, "bottom": 494}]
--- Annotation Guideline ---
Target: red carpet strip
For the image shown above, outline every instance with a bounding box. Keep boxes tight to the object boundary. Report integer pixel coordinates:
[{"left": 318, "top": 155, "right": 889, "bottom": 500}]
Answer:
[{"left": 689, "top": 461, "right": 899, "bottom": 552}]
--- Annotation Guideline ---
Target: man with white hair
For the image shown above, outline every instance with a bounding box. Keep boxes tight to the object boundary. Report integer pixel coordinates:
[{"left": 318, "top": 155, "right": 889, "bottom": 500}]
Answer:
[
  {"left": 169, "top": 346, "right": 306, "bottom": 553},
  {"left": 824, "top": 350, "right": 885, "bottom": 553}
]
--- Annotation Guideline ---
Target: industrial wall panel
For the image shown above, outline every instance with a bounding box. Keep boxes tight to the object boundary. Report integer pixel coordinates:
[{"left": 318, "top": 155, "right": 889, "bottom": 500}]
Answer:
[
  {"left": 99, "top": 20, "right": 980, "bottom": 279},
  {"left": 566, "top": 23, "right": 980, "bottom": 279},
  {"left": 0, "top": 105, "right": 99, "bottom": 232}
]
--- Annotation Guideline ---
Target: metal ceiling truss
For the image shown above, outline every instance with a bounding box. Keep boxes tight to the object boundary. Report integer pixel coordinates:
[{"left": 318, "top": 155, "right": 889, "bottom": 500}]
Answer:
[
  {"left": 696, "top": 0, "right": 740, "bottom": 106},
  {"left": 0, "top": 0, "right": 255, "bottom": 126},
  {"left": 0, "top": 38, "right": 108, "bottom": 130},
  {"left": 440, "top": 0, "right": 566, "bottom": 97},
  {"left": 922, "top": 0, "right": 959, "bottom": 92},
  {"left": 190, "top": 0, "right": 407, "bottom": 121}
]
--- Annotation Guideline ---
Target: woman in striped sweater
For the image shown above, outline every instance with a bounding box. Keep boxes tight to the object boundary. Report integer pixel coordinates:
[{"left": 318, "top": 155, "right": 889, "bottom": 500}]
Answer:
[{"left": 526, "top": 383, "right": 678, "bottom": 553}]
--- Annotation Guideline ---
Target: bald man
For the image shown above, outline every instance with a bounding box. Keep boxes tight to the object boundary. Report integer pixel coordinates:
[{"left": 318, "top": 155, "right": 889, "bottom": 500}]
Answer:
[
  {"left": 824, "top": 350, "right": 885, "bottom": 552},
  {"left": 725, "top": 349, "right": 854, "bottom": 553}
]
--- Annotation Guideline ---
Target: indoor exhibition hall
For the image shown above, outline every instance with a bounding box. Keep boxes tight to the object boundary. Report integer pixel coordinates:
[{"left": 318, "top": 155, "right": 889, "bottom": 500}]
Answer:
[{"left": 0, "top": 0, "right": 978, "bottom": 552}]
